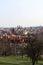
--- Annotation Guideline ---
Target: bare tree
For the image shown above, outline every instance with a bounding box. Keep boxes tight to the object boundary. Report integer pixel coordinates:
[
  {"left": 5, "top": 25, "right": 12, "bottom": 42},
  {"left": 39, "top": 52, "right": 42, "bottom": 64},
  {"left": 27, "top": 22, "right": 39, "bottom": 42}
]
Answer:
[{"left": 25, "top": 33, "right": 43, "bottom": 65}]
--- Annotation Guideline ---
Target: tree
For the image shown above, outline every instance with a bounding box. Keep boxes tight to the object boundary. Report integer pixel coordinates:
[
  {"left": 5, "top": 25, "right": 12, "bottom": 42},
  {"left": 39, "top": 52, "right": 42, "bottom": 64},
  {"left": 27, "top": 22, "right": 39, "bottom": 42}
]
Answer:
[
  {"left": 25, "top": 33, "right": 43, "bottom": 65},
  {"left": 20, "top": 43, "right": 26, "bottom": 59},
  {"left": 11, "top": 28, "right": 14, "bottom": 34}
]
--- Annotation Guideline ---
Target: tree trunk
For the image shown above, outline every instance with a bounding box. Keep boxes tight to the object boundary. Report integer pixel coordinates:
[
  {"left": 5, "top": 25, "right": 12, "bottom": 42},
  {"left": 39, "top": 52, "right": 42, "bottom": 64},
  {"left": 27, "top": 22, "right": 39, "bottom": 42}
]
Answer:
[
  {"left": 21, "top": 51, "right": 23, "bottom": 59},
  {"left": 32, "top": 61, "right": 35, "bottom": 65},
  {"left": 32, "top": 59, "right": 35, "bottom": 65}
]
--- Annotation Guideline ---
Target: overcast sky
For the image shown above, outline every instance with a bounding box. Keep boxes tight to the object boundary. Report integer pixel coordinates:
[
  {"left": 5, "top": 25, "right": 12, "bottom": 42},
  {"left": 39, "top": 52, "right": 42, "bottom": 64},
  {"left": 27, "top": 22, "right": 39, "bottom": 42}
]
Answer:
[{"left": 0, "top": 0, "right": 43, "bottom": 27}]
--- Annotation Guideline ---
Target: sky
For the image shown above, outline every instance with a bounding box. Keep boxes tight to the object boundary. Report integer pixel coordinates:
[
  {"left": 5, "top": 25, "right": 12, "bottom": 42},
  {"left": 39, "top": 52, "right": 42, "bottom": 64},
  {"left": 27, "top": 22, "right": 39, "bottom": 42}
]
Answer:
[{"left": 0, "top": 0, "right": 43, "bottom": 27}]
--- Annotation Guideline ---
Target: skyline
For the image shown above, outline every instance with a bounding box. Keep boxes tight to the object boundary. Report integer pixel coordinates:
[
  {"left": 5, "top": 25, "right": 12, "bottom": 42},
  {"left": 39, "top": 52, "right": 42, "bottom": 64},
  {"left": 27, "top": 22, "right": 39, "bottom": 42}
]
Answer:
[{"left": 0, "top": 0, "right": 43, "bottom": 27}]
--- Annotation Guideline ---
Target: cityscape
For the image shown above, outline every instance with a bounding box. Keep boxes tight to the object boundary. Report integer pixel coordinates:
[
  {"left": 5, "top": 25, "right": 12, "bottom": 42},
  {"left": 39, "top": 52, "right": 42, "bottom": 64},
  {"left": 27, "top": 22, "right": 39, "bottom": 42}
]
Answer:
[{"left": 0, "top": 0, "right": 43, "bottom": 65}]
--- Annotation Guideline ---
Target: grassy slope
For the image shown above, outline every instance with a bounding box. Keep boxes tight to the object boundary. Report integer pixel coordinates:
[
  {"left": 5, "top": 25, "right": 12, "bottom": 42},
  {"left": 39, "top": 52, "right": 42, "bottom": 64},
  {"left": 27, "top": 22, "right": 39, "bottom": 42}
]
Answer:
[{"left": 0, "top": 56, "right": 43, "bottom": 65}]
